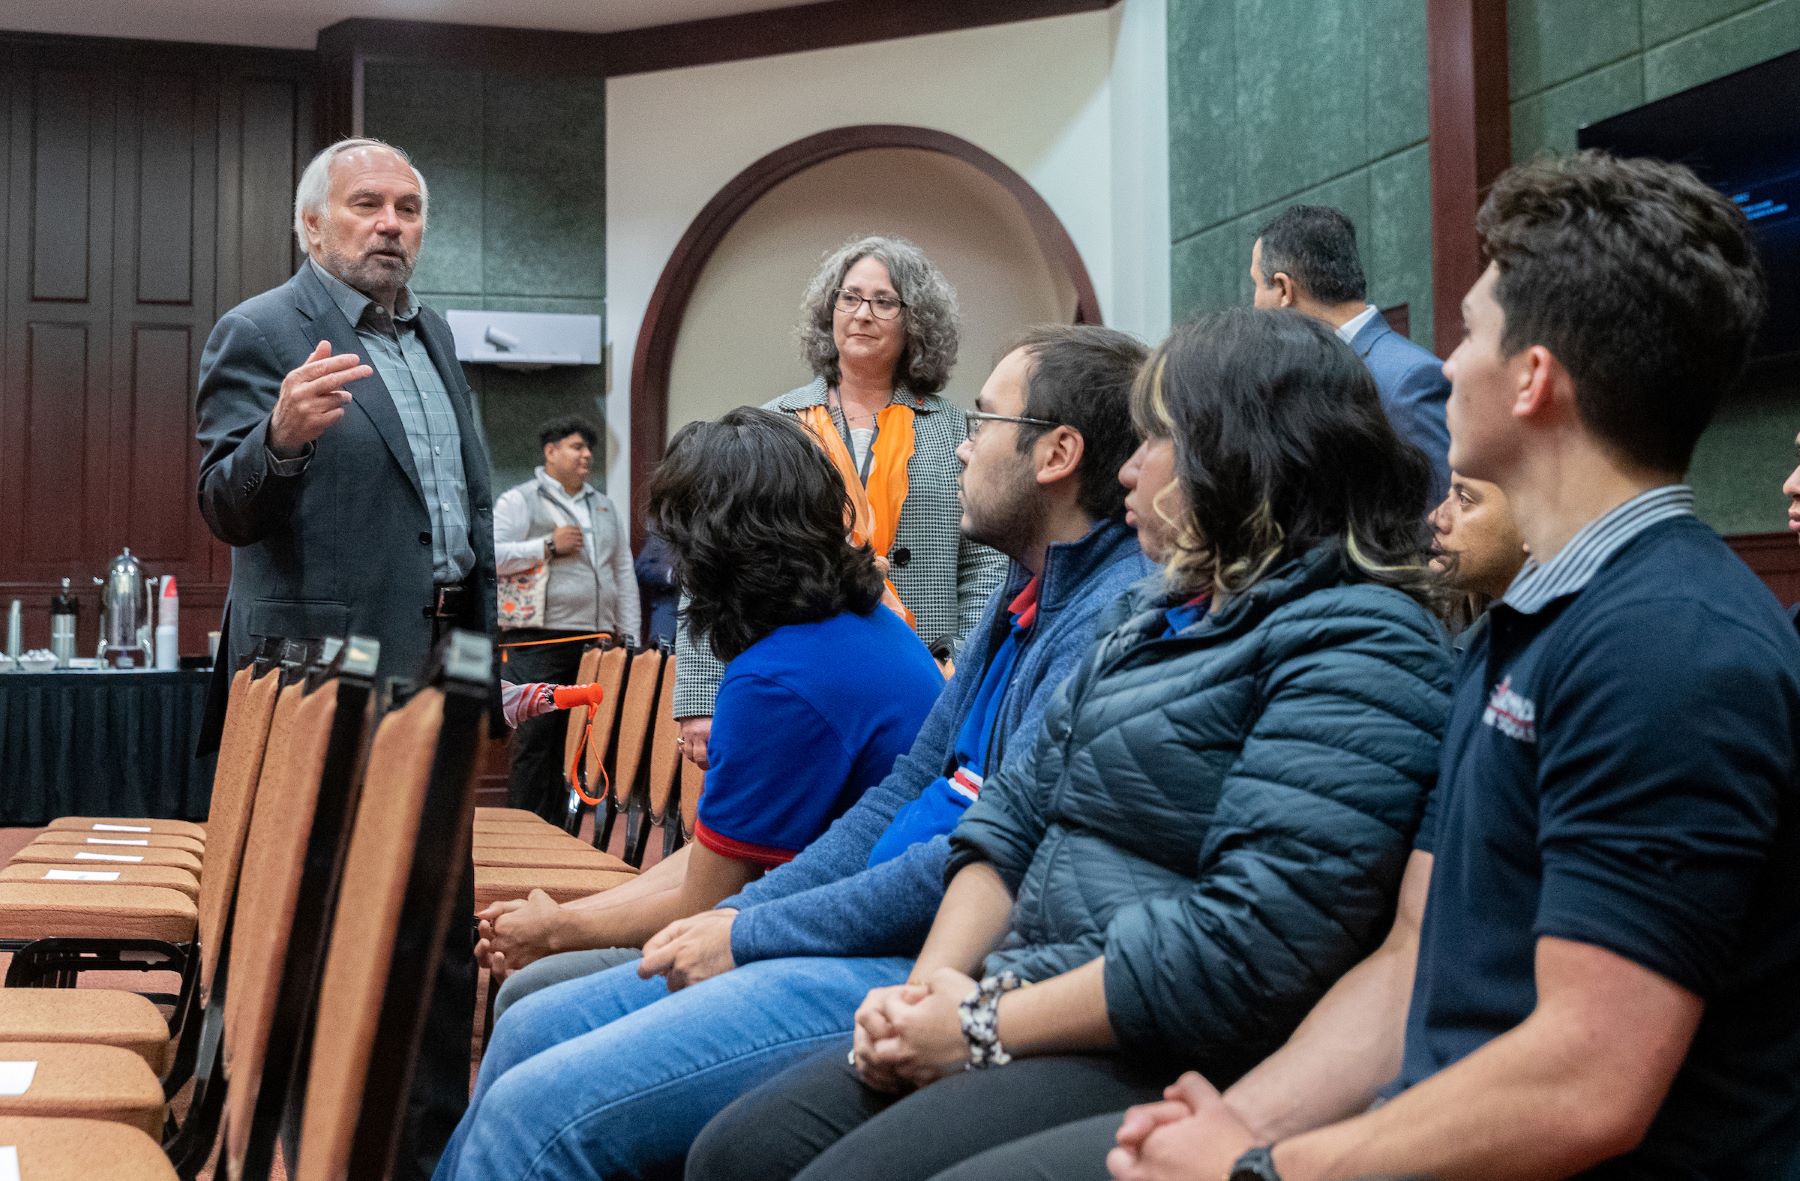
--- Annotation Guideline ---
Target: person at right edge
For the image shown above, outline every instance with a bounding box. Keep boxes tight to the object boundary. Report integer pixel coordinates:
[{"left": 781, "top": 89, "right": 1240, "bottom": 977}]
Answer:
[{"left": 672, "top": 235, "right": 1008, "bottom": 769}]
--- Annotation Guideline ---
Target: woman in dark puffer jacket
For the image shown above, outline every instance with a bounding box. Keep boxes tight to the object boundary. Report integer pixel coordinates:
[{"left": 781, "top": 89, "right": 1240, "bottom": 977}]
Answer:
[{"left": 687, "top": 308, "right": 1454, "bottom": 1181}]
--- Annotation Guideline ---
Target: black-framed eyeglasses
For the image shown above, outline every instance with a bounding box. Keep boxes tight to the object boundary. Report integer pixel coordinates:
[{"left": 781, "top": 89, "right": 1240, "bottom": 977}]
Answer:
[
  {"left": 833, "top": 288, "right": 907, "bottom": 320},
  {"left": 966, "top": 410, "right": 1063, "bottom": 440}
]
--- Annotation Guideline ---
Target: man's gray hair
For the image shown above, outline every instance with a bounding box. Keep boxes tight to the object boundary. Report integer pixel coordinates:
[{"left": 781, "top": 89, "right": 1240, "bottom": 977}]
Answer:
[
  {"left": 796, "top": 235, "right": 960, "bottom": 395},
  {"left": 292, "top": 137, "right": 429, "bottom": 256}
]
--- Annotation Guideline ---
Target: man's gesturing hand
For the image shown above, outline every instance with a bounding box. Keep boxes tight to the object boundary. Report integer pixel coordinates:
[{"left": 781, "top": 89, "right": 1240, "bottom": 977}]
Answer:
[{"left": 270, "top": 340, "right": 371, "bottom": 456}]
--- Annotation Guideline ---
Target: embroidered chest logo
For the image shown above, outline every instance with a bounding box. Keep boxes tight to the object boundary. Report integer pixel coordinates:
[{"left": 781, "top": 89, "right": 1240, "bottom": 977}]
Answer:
[{"left": 1482, "top": 675, "right": 1537, "bottom": 744}]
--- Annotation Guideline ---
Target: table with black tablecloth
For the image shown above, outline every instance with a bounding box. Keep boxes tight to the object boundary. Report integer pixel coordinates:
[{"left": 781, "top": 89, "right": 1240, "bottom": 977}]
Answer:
[{"left": 0, "top": 669, "right": 216, "bottom": 825}]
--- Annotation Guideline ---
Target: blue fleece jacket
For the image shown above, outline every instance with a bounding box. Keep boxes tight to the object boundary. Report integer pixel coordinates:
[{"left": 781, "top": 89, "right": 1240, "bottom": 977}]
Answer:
[{"left": 720, "top": 517, "right": 1148, "bottom": 963}]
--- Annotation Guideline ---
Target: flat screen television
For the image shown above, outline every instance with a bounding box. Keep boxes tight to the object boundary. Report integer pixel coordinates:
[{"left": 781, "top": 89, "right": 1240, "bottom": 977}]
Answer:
[{"left": 1580, "top": 49, "right": 1800, "bottom": 361}]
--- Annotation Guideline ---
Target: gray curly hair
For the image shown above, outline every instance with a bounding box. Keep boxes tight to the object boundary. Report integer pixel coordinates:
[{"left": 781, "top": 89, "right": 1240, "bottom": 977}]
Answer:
[{"left": 796, "top": 235, "right": 960, "bottom": 395}]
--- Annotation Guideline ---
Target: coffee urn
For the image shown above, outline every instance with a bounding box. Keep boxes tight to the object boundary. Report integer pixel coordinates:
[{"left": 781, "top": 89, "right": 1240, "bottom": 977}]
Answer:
[{"left": 97, "top": 548, "right": 151, "bottom": 669}]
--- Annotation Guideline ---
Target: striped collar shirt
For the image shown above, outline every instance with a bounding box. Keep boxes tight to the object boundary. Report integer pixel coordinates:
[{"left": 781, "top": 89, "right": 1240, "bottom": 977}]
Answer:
[
  {"left": 1500, "top": 483, "right": 1696, "bottom": 616},
  {"left": 309, "top": 258, "right": 474, "bottom": 584}
]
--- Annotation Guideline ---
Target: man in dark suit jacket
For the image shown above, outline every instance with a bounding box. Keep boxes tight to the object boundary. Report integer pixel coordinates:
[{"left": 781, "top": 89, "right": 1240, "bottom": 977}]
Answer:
[
  {"left": 1251, "top": 204, "right": 1452, "bottom": 506},
  {"left": 195, "top": 137, "right": 494, "bottom": 1181}
]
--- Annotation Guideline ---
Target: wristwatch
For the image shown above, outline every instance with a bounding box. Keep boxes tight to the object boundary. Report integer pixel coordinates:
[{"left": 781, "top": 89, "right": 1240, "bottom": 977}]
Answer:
[
  {"left": 1227, "top": 1146, "right": 1281, "bottom": 1181},
  {"left": 544, "top": 536, "right": 557, "bottom": 560}
]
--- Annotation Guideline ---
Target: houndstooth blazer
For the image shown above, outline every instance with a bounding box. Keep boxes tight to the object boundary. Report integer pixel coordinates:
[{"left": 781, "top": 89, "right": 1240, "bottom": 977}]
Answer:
[{"left": 672, "top": 379, "right": 1008, "bottom": 719}]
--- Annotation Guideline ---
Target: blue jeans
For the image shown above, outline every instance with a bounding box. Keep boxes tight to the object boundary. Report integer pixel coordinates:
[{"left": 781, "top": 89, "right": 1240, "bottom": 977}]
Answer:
[{"left": 432, "top": 953, "right": 911, "bottom": 1181}]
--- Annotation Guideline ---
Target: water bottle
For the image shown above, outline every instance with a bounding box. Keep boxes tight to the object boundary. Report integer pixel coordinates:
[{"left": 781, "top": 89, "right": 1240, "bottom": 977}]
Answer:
[
  {"left": 154, "top": 576, "right": 180, "bottom": 671},
  {"left": 50, "top": 578, "right": 78, "bottom": 668}
]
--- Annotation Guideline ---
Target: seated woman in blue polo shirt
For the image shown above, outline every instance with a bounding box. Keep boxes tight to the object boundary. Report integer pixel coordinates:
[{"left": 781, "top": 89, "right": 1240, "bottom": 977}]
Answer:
[{"left": 468, "top": 407, "right": 945, "bottom": 1006}]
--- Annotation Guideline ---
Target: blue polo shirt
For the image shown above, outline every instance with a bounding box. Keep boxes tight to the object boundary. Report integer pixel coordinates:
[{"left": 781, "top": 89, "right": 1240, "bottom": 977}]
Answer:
[
  {"left": 1401, "top": 486, "right": 1800, "bottom": 1174},
  {"left": 696, "top": 606, "right": 944, "bottom": 868}
]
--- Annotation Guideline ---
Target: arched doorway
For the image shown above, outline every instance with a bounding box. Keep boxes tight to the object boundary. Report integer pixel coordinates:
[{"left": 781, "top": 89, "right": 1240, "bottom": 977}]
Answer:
[{"left": 628, "top": 124, "right": 1101, "bottom": 541}]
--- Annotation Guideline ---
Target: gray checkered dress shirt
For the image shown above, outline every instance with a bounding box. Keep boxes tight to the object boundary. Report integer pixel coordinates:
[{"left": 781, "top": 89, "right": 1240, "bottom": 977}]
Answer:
[
  {"left": 673, "top": 378, "right": 1008, "bottom": 719},
  {"left": 310, "top": 259, "right": 475, "bottom": 585}
]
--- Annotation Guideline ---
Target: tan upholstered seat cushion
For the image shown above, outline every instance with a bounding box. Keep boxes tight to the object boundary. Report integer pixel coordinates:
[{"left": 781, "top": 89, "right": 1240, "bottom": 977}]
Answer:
[
  {"left": 0, "top": 863, "right": 199, "bottom": 900},
  {"left": 471, "top": 830, "right": 590, "bottom": 852},
  {"left": 0, "top": 1041, "right": 165, "bottom": 1136},
  {"left": 0, "top": 884, "right": 197, "bottom": 943},
  {"left": 474, "top": 866, "right": 637, "bottom": 911},
  {"left": 473, "top": 818, "right": 561, "bottom": 835},
  {"left": 46, "top": 817, "right": 206, "bottom": 841},
  {"left": 0, "top": 1115, "right": 178, "bottom": 1179},
  {"left": 474, "top": 807, "right": 543, "bottom": 822},
  {"left": 470, "top": 847, "right": 624, "bottom": 871},
  {"left": 7, "top": 845, "right": 202, "bottom": 874},
  {"left": 0, "top": 990, "right": 170, "bottom": 1074},
  {"left": 30, "top": 831, "right": 205, "bottom": 856}
]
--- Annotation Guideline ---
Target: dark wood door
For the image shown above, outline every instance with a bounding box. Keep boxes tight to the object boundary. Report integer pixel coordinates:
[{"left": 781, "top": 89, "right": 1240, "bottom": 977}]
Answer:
[{"left": 0, "top": 36, "right": 316, "bottom": 657}]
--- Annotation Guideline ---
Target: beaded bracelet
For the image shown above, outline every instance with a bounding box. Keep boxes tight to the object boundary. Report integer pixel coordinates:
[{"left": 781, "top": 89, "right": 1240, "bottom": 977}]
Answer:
[{"left": 958, "top": 970, "right": 1023, "bottom": 1069}]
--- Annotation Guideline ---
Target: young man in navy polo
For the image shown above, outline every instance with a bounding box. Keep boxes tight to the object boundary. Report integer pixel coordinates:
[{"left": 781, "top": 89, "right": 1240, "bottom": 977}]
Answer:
[{"left": 1102, "top": 152, "right": 1800, "bottom": 1181}]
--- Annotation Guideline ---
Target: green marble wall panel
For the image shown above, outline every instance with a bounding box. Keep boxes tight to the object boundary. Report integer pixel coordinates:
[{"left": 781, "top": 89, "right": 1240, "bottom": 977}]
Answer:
[
  {"left": 1167, "top": 0, "right": 1238, "bottom": 241},
  {"left": 1511, "top": 59, "right": 1645, "bottom": 160},
  {"left": 482, "top": 73, "right": 607, "bottom": 300},
  {"left": 1171, "top": 217, "right": 1254, "bottom": 320},
  {"left": 1642, "top": 0, "right": 1780, "bottom": 44},
  {"left": 1644, "top": 0, "right": 1800, "bottom": 98},
  {"left": 1367, "top": 0, "right": 1431, "bottom": 158},
  {"left": 1367, "top": 143, "right": 1434, "bottom": 341},
  {"left": 363, "top": 63, "right": 486, "bottom": 296},
  {"left": 1167, "top": 0, "right": 1435, "bottom": 343},
  {"left": 1234, "top": 0, "right": 1368, "bottom": 210},
  {"left": 1509, "top": 0, "right": 1642, "bottom": 98},
  {"left": 1691, "top": 377, "right": 1798, "bottom": 534},
  {"left": 362, "top": 64, "right": 607, "bottom": 494}
]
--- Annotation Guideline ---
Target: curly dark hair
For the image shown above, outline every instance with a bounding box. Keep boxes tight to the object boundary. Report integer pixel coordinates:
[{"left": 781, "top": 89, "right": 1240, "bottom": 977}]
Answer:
[
  {"left": 1477, "top": 151, "right": 1766, "bottom": 473},
  {"left": 1134, "top": 307, "right": 1438, "bottom": 605},
  {"left": 650, "top": 407, "right": 885, "bottom": 663}
]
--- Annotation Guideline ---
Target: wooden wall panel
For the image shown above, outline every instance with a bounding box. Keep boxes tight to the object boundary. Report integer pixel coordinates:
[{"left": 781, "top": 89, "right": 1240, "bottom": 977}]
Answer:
[
  {"left": 239, "top": 78, "right": 302, "bottom": 297},
  {"left": 133, "top": 74, "right": 198, "bottom": 306},
  {"left": 20, "top": 322, "right": 93, "bottom": 566},
  {"left": 127, "top": 325, "right": 196, "bottom": 558},
  {"left": 28, "top": 69, "right": 101, "bottom": 304}
]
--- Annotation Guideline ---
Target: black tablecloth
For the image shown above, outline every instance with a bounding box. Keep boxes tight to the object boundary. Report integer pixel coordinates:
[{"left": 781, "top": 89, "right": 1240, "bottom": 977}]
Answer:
[{"left": 0, "top": 668, "right": 216, "bottom": 825}]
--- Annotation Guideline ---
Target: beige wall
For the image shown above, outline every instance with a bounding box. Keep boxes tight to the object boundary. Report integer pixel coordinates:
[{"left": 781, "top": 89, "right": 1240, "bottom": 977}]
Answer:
[
  {"left": 666, "top": 147, "right": 1078, "bottom": 436},
  {"left": 604, "top": 3, "right": 1170, "bottom": 509}
]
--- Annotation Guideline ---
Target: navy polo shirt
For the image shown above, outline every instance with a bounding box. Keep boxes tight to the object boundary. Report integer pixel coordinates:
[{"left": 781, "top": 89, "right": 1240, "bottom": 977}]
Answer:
[{"left": 1402, "top": 487, "right": 1800, "bottom": 1175}]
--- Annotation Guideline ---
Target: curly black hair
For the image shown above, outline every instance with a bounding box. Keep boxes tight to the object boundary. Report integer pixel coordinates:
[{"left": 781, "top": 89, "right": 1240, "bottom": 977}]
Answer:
[{"left": 650, "top": 407, "right": 885, "bottom": 663}]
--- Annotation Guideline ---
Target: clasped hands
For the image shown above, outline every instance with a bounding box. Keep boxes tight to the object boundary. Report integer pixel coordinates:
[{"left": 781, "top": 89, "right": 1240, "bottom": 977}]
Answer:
[
  {"left": 1105, "top": 1072, "right": 1260, "bottom": 1181},
  {"left": 471, "top": 897, "right": 741, "bottom": 992},
  {"left": 849, "top": 967, "right": 981, "bottom": 1093},
  {"left": 474, "top": 888, "right": 563, "bottom": 981}
]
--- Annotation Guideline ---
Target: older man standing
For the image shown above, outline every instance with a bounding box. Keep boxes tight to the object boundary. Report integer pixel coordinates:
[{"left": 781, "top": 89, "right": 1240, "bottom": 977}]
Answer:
[{"left": 195, "top": 136, "right": 494, "bottom": 1179}]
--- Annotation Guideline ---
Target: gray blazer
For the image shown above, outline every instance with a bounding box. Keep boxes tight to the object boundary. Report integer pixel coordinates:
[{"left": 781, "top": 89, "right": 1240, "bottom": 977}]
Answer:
[
  {"left": 672, "top": 379, "right": 1007, "bottom": 719},
  {"left": 195, "top": 264, "right": 498, "bottom": 741}
]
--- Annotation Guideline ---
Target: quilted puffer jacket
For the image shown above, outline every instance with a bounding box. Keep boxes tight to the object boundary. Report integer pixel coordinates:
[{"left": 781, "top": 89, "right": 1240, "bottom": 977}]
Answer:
[{"left": 946, "top": 540, "right": 1451, "bottom": 1080}]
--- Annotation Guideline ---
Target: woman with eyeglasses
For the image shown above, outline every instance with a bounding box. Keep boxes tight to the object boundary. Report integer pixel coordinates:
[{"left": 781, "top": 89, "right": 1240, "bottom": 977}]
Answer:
[
  {"left": 672, "top": 234, "right": 1009, "bottom": 769},
  {"left": 685, "top": 307, "right": 1454, "bottom": 1181}
]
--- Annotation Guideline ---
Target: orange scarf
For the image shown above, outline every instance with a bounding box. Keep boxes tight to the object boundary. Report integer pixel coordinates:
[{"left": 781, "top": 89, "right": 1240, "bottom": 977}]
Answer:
[{"left": 797, "top": 401, "right": 917, "bottom": 629}]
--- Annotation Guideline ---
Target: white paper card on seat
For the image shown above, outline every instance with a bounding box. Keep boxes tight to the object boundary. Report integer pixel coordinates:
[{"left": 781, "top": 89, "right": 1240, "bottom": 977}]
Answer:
[
  {"left": 0, "top": 1061, "right": 36, "bottom": 1096},
  {"left": 0, "top": 1145, "right": 19, "bottom": 1181},
  {"left": 75, "top": 852, "right": 144, "bottom": 863},
  {"left": 45, "top": 870, "right": 121, "bottom": 882},
  {"left": 84, "top": 837, "right": 150, "bottom": 846},
  {"left": 93, "top": 823, "right": 152, "bottom": 833}
]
